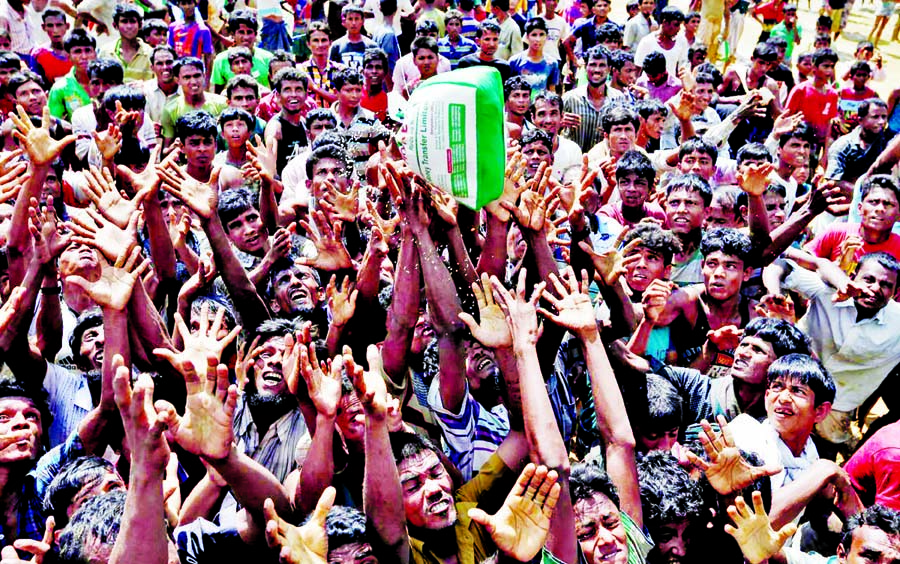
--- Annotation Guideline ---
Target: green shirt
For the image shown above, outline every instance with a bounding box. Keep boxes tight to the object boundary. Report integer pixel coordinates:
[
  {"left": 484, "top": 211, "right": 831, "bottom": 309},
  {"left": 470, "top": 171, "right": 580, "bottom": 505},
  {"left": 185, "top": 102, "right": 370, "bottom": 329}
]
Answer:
[
  {"left": 542, "top": 511, "right": 654, "bottom": 564},
  {"left": 100, "top": 38, "right": 154, "bottom": 83},
  {"left": 210, "top": 47, "right": 274, "bottom": 88},
  {"left": 769, "top": 22, "right": 802, "bottom": 59},
  {"left": 160, "top": 92, "right": 229, "bottom": 140},
  {"left": 47, "top": 70, "right": 90, "bottom": 122}
]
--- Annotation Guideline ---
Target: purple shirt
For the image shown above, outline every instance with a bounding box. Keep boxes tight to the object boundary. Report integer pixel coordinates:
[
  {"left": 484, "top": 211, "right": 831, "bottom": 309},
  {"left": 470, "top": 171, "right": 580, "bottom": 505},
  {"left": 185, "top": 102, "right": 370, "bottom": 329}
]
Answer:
[{"left": 636, "top": 74, "right": 683, "bottom": 104}]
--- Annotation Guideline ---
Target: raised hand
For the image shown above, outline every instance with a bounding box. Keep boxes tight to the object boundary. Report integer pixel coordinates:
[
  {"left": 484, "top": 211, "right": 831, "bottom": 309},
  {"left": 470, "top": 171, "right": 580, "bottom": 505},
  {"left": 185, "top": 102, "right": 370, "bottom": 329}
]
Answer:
[
  {"left": 0, "top": 287, "right": 26, "bottom": 336},
  {"left": 685, "top": 416, "right": 782, "bottom": 496},
  {"left": 154, "top": 304, "right": 242, "bottom": 379},
  {"left": 246, "top": 135, "right": 277, "bottom": 184},
  {"left": 113, "top": 355, "right": 172, "bottom": 476},
  {"left": 113, "top": 100, "right": 141, "bottom": 131},
  {"left": 297, "top": 210, "right": 353, "bottom": 271},
  {"left": 706, "top": 325, "right": 743, "bottom": 352},
  {"left": 0, "top": 151, "right": 27, "bottom": 204},
  {"left": 754, "top": 294, "right": 796, "bottom": 323},
  {"left": 725, "top": 491, "right": 797, "bottom": 564},
  {"left": 771, "top": 109, "right": 804, "bottom": 138},
  {"left": 808, "top": 178, "right": 846, "bottom": 215},
  {"left": 66, "top": 246, "right": 149, "bottom": 311},
  {"left": 159, "top": 161, "right": 220, "bottom": 220},
  {"left": 65, "top": 206, "right": 139, "bottom": 263},
  {"left": 92, "top": 123, "right": 123, "bottom": 162},
  {"left": 468, "top": 463, "right": 561, "bottom": 562},
  {"left": 485, "top": 150, "right": 528, "bottom": 222},
  {"left": 503, "top": 188, "right": 559, "bottom": 233},
  {"left": 838, "top": 234, "right": 863, "bottom": 273},
  {"left": 347, "top": 345, "right": 389, "bottom": 421},
  {"left": 9, "top": 105, "right": 76, "bottom": 166},
  {"left": 298, "top": 344, "right": 342, "bottom": 418},
  {"left": 157, "top": 355, "right": 238, "bottom": 462},
  {"left": 737, "top": 162, "right": 776, "bottom": 197},
  {"left": 234, "top": 335, "right": 261, "bottom": 393},
  {"left": 28, "top": 196, "right": 70, "bottom": 264},
  {"left": 264, "top": 487, "right": 335, "bottom": 564},
  {"left": 538, "top": 267, "right": 597, "bottom": 337},
  {"left": 558, "top": 156, "right": 597, "bottom": 225},
  {"left": 428, "top": 184, "right": 459, "bottom": 226},
  {"left": 458, "top": 272, "right": 513, "bottom": 349},
  {"left": 83, "top": 166, "right": 153, "bottom": 230},
  {"left": 361, "top": 197, "right": 400, "bottom": 240},
  {"left": 579, "top": 230, "right": 642, "bottom": 287},
  {"left": 326, "top": 274, "right": 358, "bottom": 330},
  {"left": 0, "top": 515, "right": 55, "bottom": 564},
  {"left": 642, "top": 279, "right": 674, "bottom": 324},
  {"left": 490, "top": 268, "right": 546, "bottom": 346},
  {"left": 117, "top": 142, "right": 175, "bottom": 197},
  {"left": 318, "top": 180, "right": 360, "bottom": 223}
]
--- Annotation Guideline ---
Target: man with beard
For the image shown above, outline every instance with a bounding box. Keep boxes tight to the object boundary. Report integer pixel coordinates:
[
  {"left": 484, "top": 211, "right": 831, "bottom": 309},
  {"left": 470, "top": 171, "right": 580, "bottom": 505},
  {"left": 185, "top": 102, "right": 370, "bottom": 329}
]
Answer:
[
  {"left": 160, "top": 57, "right": 227, "bottom": 148},
  {"left": 264, "top": 67, "right": 310, "bottom": 177},
  {"left": 520, "top": 128, "right": 555, "bottom": 180},
  {"left": 266, "top": 261, "right": 329, "bottom": 336},
  {"left": 563, "top": 45, "right": 624, "bottom": 153}
]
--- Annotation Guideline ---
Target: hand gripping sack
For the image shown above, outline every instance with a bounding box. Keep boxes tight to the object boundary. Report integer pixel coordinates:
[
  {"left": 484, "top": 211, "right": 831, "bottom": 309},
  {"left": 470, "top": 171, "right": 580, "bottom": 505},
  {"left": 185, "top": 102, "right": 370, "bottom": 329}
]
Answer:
[{"left": 399, "top": 66, "right": 506, "bottom": 210}]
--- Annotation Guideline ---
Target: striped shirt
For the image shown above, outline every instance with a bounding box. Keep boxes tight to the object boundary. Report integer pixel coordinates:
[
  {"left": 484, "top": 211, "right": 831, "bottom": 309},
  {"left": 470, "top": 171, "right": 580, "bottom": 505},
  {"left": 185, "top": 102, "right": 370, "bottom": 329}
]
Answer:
[
  {"left": 562, "top": 85, "right": 625, "bottom": 153},
  {"left": 0, "top": 0, "right": 39, "bottom": 56},
  {"left": 43, "top": 363, "right": 93, "bottom": 449},
  {"left": 232, "top": 394, "right": 310, "bottom": 484},
  {"left": 427, "top": 377, "right": 510, "bottom": 482}
]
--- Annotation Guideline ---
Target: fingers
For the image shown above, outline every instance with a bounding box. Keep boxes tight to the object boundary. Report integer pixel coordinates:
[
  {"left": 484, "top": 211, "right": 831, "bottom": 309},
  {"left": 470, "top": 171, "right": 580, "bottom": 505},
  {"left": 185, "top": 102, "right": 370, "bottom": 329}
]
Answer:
[
  {"left": 466, "top": 507, "right": 494, "bottom": 531},
  {"left": 310, "top": 486, "right": 336, "bottom": 527}
]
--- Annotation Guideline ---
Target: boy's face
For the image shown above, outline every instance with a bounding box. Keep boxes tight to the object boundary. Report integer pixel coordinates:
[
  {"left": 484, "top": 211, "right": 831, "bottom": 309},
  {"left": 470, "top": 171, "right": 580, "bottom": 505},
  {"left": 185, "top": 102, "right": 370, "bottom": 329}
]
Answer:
[
  {"left": 859, "top": 186, "right": 900, "bottom": 236},
  {"left": 307, "top": 118, "right": 335, "bottom": 142},
  {"left": 278, "top": 79, "right": 308, "bottom": 115},
  {"left": 233, "top": 23, "right": 257, "bottom": 48},
  {"left": 852, "top": 68, "right": 871, "bottom": 90},
  {"left": 814, "top": 60, "right": 835, "bottom": 81},
  {"left": 363, "top": 58, "right": 386, "bottom": 85},
  {"left": 225, "top": 207, "right": 266, "bottom": 253},
  {"left": 750, "top": 57, "right": 774, "bottom": 77},
  {"left": 784, "top": 9, "right": 797, "bottom": 23},
  {"left": 446, "top": 18, "right": 461, "bottom": 37},
  {"left": 14, "top": 79, "right": 47, "bottom": 116},
  {"left": 0, "top": 36, "right": 11, "bottom": 51},
  {"left": 338, "top": 82, "right": 363, "bottom": 109},
  {"left": 763, "top": 192, "right": 786, "bottom": 229},
  {"left": 678, "top": 150, "right": 715, "bottom": 180},
  {"left": 478, "top": 30, "right": 500, "bottom": 57},
  {"left": 639, "top": 0, "right": 655, "bottom": 15},
  {"left": 625, "top": 245, "right": 669, "bottom": 292},
  {"left": 660, "top": 18, "right": 681, "bottom": 38},
  {"left": 702, "top": 250, "right": 750, "bottom": 301},
  {"left": 89, "top": 74, "right": 118, "bottom": 99},
  {"left": 665, "top": 188, "right": 706, "bottom": 234},
  {"left": 797, "top": 57, "right": 813, "bottom": 76},
  {"left": 522, "top": 140, "right": 552, "bottom": 176},
  {"left": 765, "top": 376, "right": 829, "bottom": 445},
  {"left": 178, "top": 64, "right": 205, "bottom": 97},
  {"left": 608, "top": 123, "right": 636, "bottom": 154},
  {"left": 221, "top": 118, "right": 250, "bottom": 150},
  {"left": 637, "top": 426, "right": 679, "bottom": 453},
  {"left": 115, "top": 15, "right": 141, "bottom": 40},
  {"left": 814, "top": 38, "right": 830, "bottom": 49},
  {"left": 69, "top": 45, "right": 97, "bottom": 72},
  {"left": 690, "top": 49, "right": 707, "bottom": 67},
  {"left": 532, "top": 99, "right": 562, "bottom": 135},
  {"left": 308, "top": 30, "right": 331, "bottom": 56},
  {"left": 342, "top": 12, "right": 364, "bottom": 34},
  {"left": 618, "top": 172, "right": 650, "bottom": 209},
  {"left": 686, "top": 16, "right": 700, "bottom": 33},
  {"left": 641, "top": 112, "right": 665, "bottom": 139},
  {"left": 575, "top": 494, "right": 629, "bottom": 564},
  {"left": 413, "top": 49, "right": 438, "bottom": 77},
  {"left": 177, "top": 0, "right": 197, "bottom": 15},
  {"left": 43, "top": 15, "right": 69, "bottom": 44},
  {"left": 506, "top": 89, "right": 531, "bottom": 117},
  {"left": 228, "top": 85, "right": 259, "bottom": 113},
  {"left": 526, "top": 29, "right": 547, "bottom": 50},
  {"left": 645, "top": 68, "right": 668, "bottom": 87},
  {"left": 618, "top": 61, "right": 639, "bottom": 86},
  {"left": 183, "top": 133, "right": 216, "bottom": 169},
  {"left": 146, "top": 27, "right": 167, "bottom": 47},
  {"left": 230, "top": 56, "right": 252, "bottom": 76}
]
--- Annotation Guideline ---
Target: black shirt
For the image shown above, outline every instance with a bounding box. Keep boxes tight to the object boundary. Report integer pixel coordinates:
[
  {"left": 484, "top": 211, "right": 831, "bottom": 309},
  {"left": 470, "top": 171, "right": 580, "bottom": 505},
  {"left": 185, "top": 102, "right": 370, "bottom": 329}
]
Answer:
[{"left": 457, "top": 54, "right": 513, "bottom": 84}]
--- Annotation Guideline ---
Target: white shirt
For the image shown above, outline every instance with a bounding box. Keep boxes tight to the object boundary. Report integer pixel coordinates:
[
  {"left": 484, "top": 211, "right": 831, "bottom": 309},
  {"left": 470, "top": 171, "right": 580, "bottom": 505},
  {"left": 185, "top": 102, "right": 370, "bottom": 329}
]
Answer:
[
  {"left": 391, "top": 52, "right": 452, "bottom": 96},
  {"left": 363, "top": 0, "right": 414, "bottom": 36},
  {"left": 729, "top": 414, "right": 819, "bottom": 490},
  {"left": 783, "top": 264, "right": 900, "bottom": 412},
  {"left": 554, "top": 136, "right": 583, "bottom": 182},
  {"left": 634, "top": 32, "right": 689, "bottom": 79},
  {"left": 623, "top": 14, "right": 653, "bottom": 49},
  {"left": 540, "top": 14, "right": 571, "bottom": 62}
]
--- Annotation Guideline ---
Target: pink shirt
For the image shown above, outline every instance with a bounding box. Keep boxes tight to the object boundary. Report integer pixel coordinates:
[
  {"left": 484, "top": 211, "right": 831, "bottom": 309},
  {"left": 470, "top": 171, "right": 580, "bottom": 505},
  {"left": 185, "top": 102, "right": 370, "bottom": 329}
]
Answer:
[{"left": 804, "top": 222, "right": 900, "bottom": 263}]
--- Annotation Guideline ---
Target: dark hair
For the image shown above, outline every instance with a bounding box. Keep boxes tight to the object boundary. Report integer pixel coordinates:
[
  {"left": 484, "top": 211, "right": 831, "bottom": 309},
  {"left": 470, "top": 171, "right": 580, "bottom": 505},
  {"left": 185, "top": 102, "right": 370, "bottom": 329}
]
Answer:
[
  {"left": 64, "top": 28, "right": 97, "bottom": 51},
  {"left": 6, "top": 71, "right": 45, "bottom": 98},
  {"left": 227, "top": 9, "right": 258, "bottom": 33},
  {"left": 798, "top": 51, "right": 814, "bottom": 64},
  {"left": 254, "top": 317, "right": 305, "bottom": 343},
  {"left": 531, "top": 91, "right": 562, "bottom": 116},
  {"left": 841, "top": 505, "right": 900, "bottom": 551},
  {"left": 859, "top": 174, "right": 900, "bottom": 203},
  {"left": 227, "top": 46, "right": 253, "bottom": 66},
  {"left": 306, "top": 108, "right": 338, "bottom": 129},
  {"left": 308, "top": 21, "right": 331, "bottom": 39},
  {"left": 341, "top": 4, "right": 364, "bottom": 16},
  {"left": 520, "top": 128, "right": 554, "bottom": 153},
  {"left": 688, "top": 44, "right": 708, "bottom": 61},
  {"left": 44, "top": 456, "right": 121, "bottom": 528},
  {"left": 492, "top": 0, "right": 510, "bottom": 11},
  {"left": 640, "top": 374, "right": 683, "bottom": 434},
  {"left": 751, "top": 42, "right": 778, "bottom": 63},
  {"left": 142, "top": 19, "right": 168, "bottom": 39},
  {"left": 70, "top": 308, "right": 104, "bottom": 370},
  {"left": 597, "top": 22, "right": 623, "bottom": 44},
  {"left": 306, "top": 143, "right": 353, "bottom": 180},
  {"left": 363, "top": 47, "right": 388, "bottom": 69},
  {"left": 150, "top": 45, "right": 176, "bottom": 64},
  {"left": 380, "top": 0, "right": 398, "bottom": 17},
  {"left": 637, "top": 451, "right": 705, "bottom": 528},
  {"left": 42, "top": 7, "right": 67, "bottom": 22},
  {"left": 695, "top": 62, "right": 723, "bottom": 87},
  {"left": 311, "top": 130, "right": 346, "bottom": 151},
  {"left": 175, "top": 110, "right": 217, "bottom": 142},
  {"left": 858, "top": 97, "right": 888, "bottom": 119},
  {"left": 0, "top": 381, "right": 52, "bottom": 444},
  {"left": 694, "top": 71, "right": 715, "bottom": 86},
  {"left": 113, "top": 3, "right": 142, "bottom": 24},
  {"left": 189, "top": 296, "right": 237, "bottom": 332},
  {"left": 390, "top": 432, "right": 441, "bottom": 466},
  {"left": 678, "top": 137, "right": 717, "bottom": 164},
  {"left": 767, "top": 353, "right": 836, "bottom": 406},
  {"left": 778, "top": 122, "right": 814, "bottom": 148},
  {"left": 742, "top": 317, "right": 811, "bottom": 357},
  {"left": 616, "top": 149, "right": 656, "bottom": 183},
  {"left": 504, "top": 75, "right": 532, "bottom": 100},
  {"left": 56, "top": 491, "right": 127, "bottom": 564},
  {"left": 102, "top": 85, "right": 145, "bottom": 113},
  {"left": 601, "top": 103, "right": 640, "bottom": 133},
  {"left": 218, "top": 106, "right": 255, "bottom": 131},
  {"left": 476, "top": 20, "right": 502, "bottom": 37},
  {"left": 415, "top": 19, "right": 439, "bottom": 35},
  {"left": 736, "top": 142, "right": 773, "bottom": 164},
  {"left": 326, "top": 505, "right": 372, "bottom": 550},
  {"left": 666, "top": 173, "right": 713, "bottom": 206},
  {"left": 173, "top": 56, "right": 205, "bottom": 76},
  {"left": 700, "top": 227, "right": 753, "bottom": 265},
  {"left": 272, "top": 67, "right": 309, "bottom": 92},
  {"left": 225, "top": 74, "right": 260, "bottom": 98},
  {"left": 218, "top": 186, "right": 259, "bottom": 226},
  {"left": 571, "top": 458, "right": 620, "bottom": 507},
  {"left": 659, "top": 6, "right": 685, "bottom": 22},
  {"left": 269, "top": 50, "right": 294, "bottom": 72},
  {"left": 524, "top": 17, "right": 548, "bottom": 34},
  {"left": 857, "top": 251, "right": 900, "bottom": 279},
  {"left": 609, "top": 49, "right": 634, "bottom": 71},
  {"left": 685, "top": 10, "right": 701, "bottom": 20},
  {"left": 0, "top": 52, "right": 22, "bottom": 70},
  {"left": 814, "top": 33, "right": 831, "bottom": 46},
  {"left": 411, "top": 35, "right": 439, "bottom": 56},
  {"left": 766, "top": 35, "right": 788, "bottom": 50},
  {"left": 642, "top": 51, "right": 667, "bottom": 75},
  {"left": 623, "top": 222, "right": 682, "bottom": 265},
  {"left": 813, "top": 47, "right": 839, "bottom": 66},
  {"left": 333, "top": 67, "right": 363, "bottom": 91},
  {"left": 87, "top": 58, "right": 124, "bottom": 84},
  {"left": 585, "top": 44, "right": 611, "bottom": 64},
  {"left": 636, "top": 98, "right": 667, "bottom": 120}
]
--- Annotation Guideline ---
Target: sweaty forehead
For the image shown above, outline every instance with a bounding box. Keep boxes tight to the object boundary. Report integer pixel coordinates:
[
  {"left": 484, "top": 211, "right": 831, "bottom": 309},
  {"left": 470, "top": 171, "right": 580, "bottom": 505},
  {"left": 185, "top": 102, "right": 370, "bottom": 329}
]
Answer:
[
  {"left": 399, "top": 450, "right": 442, "bottom": 478},
  {"left": 575, "top": 492, "right": 619, "bottom": 523}
]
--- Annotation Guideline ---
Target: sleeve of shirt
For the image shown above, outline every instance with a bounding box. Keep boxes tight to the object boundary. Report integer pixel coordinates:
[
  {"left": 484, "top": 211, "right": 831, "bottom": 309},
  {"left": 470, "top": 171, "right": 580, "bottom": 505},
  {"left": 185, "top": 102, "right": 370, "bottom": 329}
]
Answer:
[
  {"left": 47, "top": 85, "right": 66, "bottom": 119},
  {"left": 784, "top": 86, "right": 801, "bottom": 114},
  {"left": 210, "top": 52, "right": 228, "bottom": 86},
  {"left": 655, "top": 365, "right": 713, "bottom": 425},
  {"left": 844, "top": 438, "right": 875, "bottom": 504},
  {"left": 825, "top": 138, "right": 848, "bottom": 179},
  {"left": 161, "top": 104, "right": 176, "bottom": 140},
  {"left": 455, "top": 453, "right": 515, "bottom": 505},
  {"left": 782, "top": 263, "right": 832, "bottom": 301},
  {"left": 200, "top": 28, "right": 214, "bottom": 54}
]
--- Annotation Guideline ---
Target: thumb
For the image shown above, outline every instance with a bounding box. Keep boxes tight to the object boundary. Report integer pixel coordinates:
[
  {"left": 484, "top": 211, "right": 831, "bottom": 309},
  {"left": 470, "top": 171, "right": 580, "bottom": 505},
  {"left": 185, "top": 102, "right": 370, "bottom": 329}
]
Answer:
[
  {"left": 1, "top": 545, "right": 19, "bottom": 560},
  {"left": 778, "top": 523, "right": 798, "bottom": 544},
  {"left": 467, "top": 508, "right": 494, "bottom": 532},
  {"left": 311, "top": 486, "right": 336, "bottom": 527},
  {"left": 458, "top": 311, "right": 479, "bottom": 332},
  {"left": 755, "top": 464, "right": 783, "bottom": 479},
  {"left": 65, "top": 275, "right": 91, "bottom": 294}
]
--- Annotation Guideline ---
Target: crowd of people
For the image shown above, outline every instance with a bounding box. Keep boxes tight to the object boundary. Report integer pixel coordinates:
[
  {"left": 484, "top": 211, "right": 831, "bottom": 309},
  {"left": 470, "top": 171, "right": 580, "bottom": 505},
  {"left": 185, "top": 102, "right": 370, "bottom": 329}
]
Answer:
[{"left": 2, "top": 0, "right": 900, "bottom": 562}]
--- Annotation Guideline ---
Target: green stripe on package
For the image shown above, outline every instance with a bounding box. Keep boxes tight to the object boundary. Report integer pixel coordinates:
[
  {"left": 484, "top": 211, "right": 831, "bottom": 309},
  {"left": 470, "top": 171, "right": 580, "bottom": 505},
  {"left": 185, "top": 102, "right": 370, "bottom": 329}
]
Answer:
[{"left": 400, "top": 66, "right": 506, "bottom": 210}]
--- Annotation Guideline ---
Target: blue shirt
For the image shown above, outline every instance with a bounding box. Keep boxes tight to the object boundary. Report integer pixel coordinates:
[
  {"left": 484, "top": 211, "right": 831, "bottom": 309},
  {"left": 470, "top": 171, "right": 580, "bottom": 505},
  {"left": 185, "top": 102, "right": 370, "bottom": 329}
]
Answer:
[
  {"left": 508, "top": 53, "right": 559, "bottom": 92},
  {"left": 438, "top": 35, "right": 479, "bottom": 69}
]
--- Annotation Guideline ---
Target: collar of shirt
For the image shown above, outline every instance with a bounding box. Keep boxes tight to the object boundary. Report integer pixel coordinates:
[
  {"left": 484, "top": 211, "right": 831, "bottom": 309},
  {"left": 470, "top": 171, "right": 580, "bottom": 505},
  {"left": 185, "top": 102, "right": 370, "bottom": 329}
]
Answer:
[{"left": 832, "top": 297, "right": 889, "bottom": 325}]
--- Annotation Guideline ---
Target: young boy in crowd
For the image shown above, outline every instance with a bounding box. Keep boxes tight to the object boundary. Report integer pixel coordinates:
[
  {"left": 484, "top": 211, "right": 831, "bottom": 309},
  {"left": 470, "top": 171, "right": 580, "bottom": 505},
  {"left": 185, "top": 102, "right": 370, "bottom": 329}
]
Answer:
[
  {"left": 30, "top": 8, "right": 72, "bottom": 84},
  {"left": 439, "top": 9, "right": 478, "bottom": 69},
  {"left": 509, "top": 18, "right": 559, "bottom": 94}
]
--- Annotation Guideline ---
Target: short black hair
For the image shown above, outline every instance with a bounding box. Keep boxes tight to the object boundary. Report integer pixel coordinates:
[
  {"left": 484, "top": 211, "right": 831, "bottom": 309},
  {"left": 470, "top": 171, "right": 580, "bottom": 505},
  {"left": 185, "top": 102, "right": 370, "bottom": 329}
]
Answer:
[
  {"left": 56, "top": 491, "right": 126, "bottom": 564},
  {"left": 860, "top": 174, "right": 900, "bottom": 203},
  {"left": 326, "top": 506, "right": 372, "bottom": 551},
  {"left": 778, "top": 122, "right": 815, "bottom": 149},
  {"left": 504, "top": 75, "right": 532, "bottom": 100},
  {"left": 411, "top": 35, "right": 439, "bottom": 56},
  {"left": 520, "top": 128, "right": 553, "bottom": 153},
  {"left": 173, "top": 56, "right": 205, "bottom": 76},
  {"left": 218, "top": 107, "right": 255, "bottom": 131},
  {"left": 103, "top": 85, "right": 146, "bottom": 112},
  {"left": 87, "top": 58, "right": 124, "bottom": 83},
  {"left": 142, "top": 19, "right": 168, "bottom": 39},
  {"left": 218, "top": 186, "right": 259, "bottom": 226},
  {"left": 175, "top": 110, "right": 217, "bottom": 142},
  {"left": 6, "top": 70, "right": 45, "bottom": 98},
  {"left": 272, "top": 67, "right": 309, "bottom": 92},
  {"left": 741, "top": 317, "right": 811, "bottom": 358},
  {"left": 700, "top": 227, "right": 753, "bottom": 266},
  {"left": 390, "top": 432, "right": 442, "bottom": 466},
  {"left": 767, "top": 353, "right": 836, "bottom": 406},
  {"left": 666, "top": 173, "right": 713, "bottom": 206},
  {"left": 64, "top": 28, "right": 97, "bottom": 51},
  {"left": 332, "top": 67, "right": 363, "bottom": 91},
  {"left": 585, "top": 44, "right": 611, "bottom": 64},
  {"left": 227, "top": 9, "right": 258, "bottom": 33},
  {"left": 306, "top": 143, "right": 353, "bottom": 180},
  {"left": 524, "top": 17, "right": 548, "bottom": 34},
  {"left": 41, "top": 7, "right": 67, "bottom": 22},
  {"left": 858, "top": 97, "right": 888, "bottom": 119},
  {"left": 637, "top": 451, "right": 705, "bottom": 529},
  {"left": 225, "top": 74, "right": 260, "bottom": 98},
  {"left": 813, "top": 47, "right": 839, "bottom": 66},
  {"left": 736, "top": 142, "right": 773, "bottom": 164},
  {"left": 597, "top": 22, "right": 623, "bottom": 43},
  {"left": 150, "top": 45, "right": 176, "bottom": 64},
  {"left": 636, "top": 98, "right": 667, "bottom": 120},
  {"left": 609, "top": 49, "right": 634, "bottom": 71},
  {"left": 857, "top": 251, "right": 900, "bottom": 280},
  {"left": 363, "top": 47, "right": 388, "bottom": 69},
  {"left": 642, "top": 51, "right": 667, "bottom": 75},
  {"left": 476, "top": 20, "right": 502, "bottom": 37},
  {"left": 571, "top": 458, "right": 620, "bottom": 508},
  {"left": 531, "top": 91, "right": 563, "bottom": 114},
  {"left": 44, "top": 456, "right": 121, "bottom": 529},
  {"left": 640, "top": 374, "right": 683, "bottom": 435},
  {"left": 615, "top": 149, "right": 656, "bottom": 184},
  {"left": 752, "top": 42, "right": 779, "bottom": 62},
  {"left": 0, "top": 52, "right": 23, "bottom": 70},
  {"left": 113, "top": 3, "right": 142, "bottom": 24},
  {"left": 623, "top": 222, "right": 682, "bottom": 265},
  {"left": 227, "top": 46, "right": 253, "bottom": 65},
  {"left": 678, "top": 137, "right": 717, "bottom": 163},
  {"left": 305, "top": 107, "right": 338, "bottom": 129},
  {"left": 841, "top": 505, "right": 900, "bottom": 552},
  {"left": 659, "top": 6, "right": 685, "bottom": 22},
  {"left": 601, "top": 103, "right": 640, "bottom": 134}
]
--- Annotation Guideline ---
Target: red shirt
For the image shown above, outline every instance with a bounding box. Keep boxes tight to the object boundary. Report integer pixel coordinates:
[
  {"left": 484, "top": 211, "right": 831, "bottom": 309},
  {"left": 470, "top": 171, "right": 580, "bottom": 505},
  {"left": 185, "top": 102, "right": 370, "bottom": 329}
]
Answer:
[
  {"left": 804, "top": 222, "right": 900, "bottom": 263},
  {"left": 30, "top": 46, "right": 72, "bottom": 83},
  {"left": 754, "top": 0, "right": 785, "bottom": 23},
  {"left": 785, "top": 80, "right": 839, "bottom": 144},
  {"left": 362, "top": 89, "right": 388, "bottom": 122}
]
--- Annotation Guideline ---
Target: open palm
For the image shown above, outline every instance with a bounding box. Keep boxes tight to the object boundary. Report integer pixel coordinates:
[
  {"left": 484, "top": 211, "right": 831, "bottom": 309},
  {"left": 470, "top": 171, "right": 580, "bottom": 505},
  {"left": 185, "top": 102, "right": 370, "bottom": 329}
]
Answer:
[
  {"left": 725, "top": 491, "right": 797, "bottom": 564},
  {"left": 459, "top": 273, "right": 513, "bottom": 349}
]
